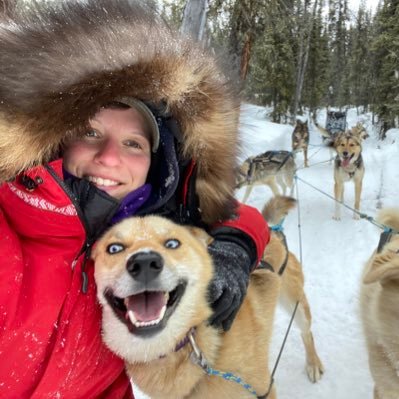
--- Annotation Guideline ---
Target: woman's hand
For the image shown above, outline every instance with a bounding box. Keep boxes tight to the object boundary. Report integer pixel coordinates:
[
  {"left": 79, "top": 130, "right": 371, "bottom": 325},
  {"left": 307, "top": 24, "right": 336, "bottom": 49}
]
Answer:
[{"left": 207, "top": 240, "right": 252, "bottom": 331}]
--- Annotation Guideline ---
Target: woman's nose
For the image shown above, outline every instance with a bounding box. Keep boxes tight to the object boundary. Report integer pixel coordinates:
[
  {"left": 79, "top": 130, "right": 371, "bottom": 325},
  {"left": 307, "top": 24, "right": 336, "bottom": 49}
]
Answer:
[{"left": 94, "top": 140, "right": 121, "bottom": 166}]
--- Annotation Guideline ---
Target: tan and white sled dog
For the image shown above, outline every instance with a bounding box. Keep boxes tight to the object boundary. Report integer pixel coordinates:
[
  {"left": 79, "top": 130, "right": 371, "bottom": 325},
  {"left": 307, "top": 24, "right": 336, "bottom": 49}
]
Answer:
[
  {"left": 93, "top": 198, "right": 323, "bottom": 399},
  {"left": 292, "top": 119, "right": 310, "bottom": 167},
  {"left": 360, "top": 208, "right": 399, "bottom": 399},
  {"left": 262, "top": 196, "right": 324, "bottom": 385},
  {"left": 333, "top": 132, "right": 365, "bottom": 220},
  {"left": 236, "top": 150, "right": 296, "bottom": 203}
]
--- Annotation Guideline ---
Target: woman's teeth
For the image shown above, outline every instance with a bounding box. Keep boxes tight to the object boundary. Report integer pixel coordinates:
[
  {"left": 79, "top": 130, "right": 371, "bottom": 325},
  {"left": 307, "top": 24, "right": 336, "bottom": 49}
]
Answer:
[{"left": 87, "top": 176, "right": 119, "bottom": 186}]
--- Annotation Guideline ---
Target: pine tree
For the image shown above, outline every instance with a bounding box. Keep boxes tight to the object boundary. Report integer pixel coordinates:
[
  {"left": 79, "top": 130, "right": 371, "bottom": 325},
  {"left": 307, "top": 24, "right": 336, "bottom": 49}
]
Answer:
[
  {"left": 347, "top": 5, "right": 373, "bottom": 112},
  {"left": 245, "top": 2, "right": 296, "bottom": 122},
  {"left": 371, "top": 0, "right": 399, "bottom": 137},
  {"left": 302, "top": 0, "right": 330, "bottom": 115},
  {"left": 291, "top": 0, "right": 321, "bottom": 121},
  {"left": 326, "top": 0, "right": 350, "bottom": 107}
]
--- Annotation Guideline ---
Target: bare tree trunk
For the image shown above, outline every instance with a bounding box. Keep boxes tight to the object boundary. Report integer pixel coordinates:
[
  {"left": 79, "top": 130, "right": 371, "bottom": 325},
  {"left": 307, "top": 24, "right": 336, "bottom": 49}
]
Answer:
[
  {"left": 180, "top": 0, "right": 208, "bottom": 41},
  {"left": 240, "top": 31, "right": 253, "bottom": 81},
  {"left": 291, "top": 0, "right": 318, "bottom": 123}
]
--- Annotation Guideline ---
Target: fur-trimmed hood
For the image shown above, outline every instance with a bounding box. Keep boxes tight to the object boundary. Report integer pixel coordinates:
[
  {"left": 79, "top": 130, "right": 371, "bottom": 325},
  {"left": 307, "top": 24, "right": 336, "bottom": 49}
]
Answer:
[{"left": 0, "top": 0, "right": 241, "bottom": 223}]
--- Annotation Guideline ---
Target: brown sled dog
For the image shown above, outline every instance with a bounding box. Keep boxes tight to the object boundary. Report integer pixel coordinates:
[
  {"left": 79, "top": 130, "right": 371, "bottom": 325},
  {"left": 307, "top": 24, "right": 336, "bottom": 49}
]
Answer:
[
  {"left": 236, "top": 151, "right": 296, "bottom": 203},
  {"left": 292, "top": 119, "right": 309, "bottom": 167},
  {"left": 92, "top": 198, "right": 323, "bottom": 399},
  {"left": 262, "top": 196, "right": 324, "bottom": 385},
  {"left": 361, "top": 209, "right": 399, "bottom": 399},
  {"left": 332, "top": 132, "right": 365, "bottom": 220}
]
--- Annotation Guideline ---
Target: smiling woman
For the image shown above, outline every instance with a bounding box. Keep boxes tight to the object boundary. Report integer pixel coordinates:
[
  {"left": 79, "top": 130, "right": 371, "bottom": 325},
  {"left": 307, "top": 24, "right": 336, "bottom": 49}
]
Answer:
[{"left": 0, "top": 1, "right": 270, "bottom": 398}]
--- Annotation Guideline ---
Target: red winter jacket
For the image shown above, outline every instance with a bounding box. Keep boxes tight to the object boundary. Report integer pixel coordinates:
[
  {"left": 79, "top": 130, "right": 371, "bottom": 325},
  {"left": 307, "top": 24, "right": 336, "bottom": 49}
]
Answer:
[
  {"left": 0, "top": 160, "right": 132, "bottom": 399},
  {"left": 0, "top": 159, "right": 269, "bottom": 398}
]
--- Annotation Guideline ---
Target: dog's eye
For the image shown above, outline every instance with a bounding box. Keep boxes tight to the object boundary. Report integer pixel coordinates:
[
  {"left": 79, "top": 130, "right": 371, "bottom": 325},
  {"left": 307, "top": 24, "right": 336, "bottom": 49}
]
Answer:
[
  {"left": 164, "top": 239, "right": 180, "bottom": 249},
  {"left": 106, "top": 243, "right": 125, "bottom": 254}
]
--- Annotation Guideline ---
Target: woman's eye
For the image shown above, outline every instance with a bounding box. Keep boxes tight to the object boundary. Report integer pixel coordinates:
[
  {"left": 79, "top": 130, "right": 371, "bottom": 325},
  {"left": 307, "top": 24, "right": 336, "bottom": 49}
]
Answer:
[
  {"left": 106, "top": 243, "right": 125, "bottom": 254},
  {"left": 124, "top": 140, "right": 142, "bottom": 149},
  {"left": 84, "top": 130, "right": 100, "bottom": 139},
  {"left": 164, "top": 239, "right": 180, "bottom": 249}
]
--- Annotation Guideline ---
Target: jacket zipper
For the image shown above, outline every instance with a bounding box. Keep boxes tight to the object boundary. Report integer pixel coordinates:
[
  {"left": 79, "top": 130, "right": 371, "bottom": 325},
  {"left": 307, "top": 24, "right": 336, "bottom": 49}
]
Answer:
[
  {"left": 78, "top": 241, "right": 92, "bottom": 294},
  {"left": 45, "top": 165, "right": 93, "bottom": 294}
]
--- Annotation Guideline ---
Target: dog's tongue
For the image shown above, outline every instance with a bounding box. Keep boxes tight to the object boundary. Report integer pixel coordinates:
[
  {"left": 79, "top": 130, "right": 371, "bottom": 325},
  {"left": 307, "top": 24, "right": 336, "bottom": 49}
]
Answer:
[
  {"left": 342, "top": 158, "right": 350, "bottom": 167},
  {"left": 125, "top": 292, "right": 166, "bottom": 322}
]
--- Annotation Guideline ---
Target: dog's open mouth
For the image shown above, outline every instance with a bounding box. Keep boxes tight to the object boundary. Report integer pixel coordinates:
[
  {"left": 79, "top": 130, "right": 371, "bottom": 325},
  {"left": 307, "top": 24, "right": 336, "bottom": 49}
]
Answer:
[
  {"left": 341, "top": 153, "right": 354, "bottom": 167},
  {"left": 104, "top": 282, "right": 187, "bottom": 336}
]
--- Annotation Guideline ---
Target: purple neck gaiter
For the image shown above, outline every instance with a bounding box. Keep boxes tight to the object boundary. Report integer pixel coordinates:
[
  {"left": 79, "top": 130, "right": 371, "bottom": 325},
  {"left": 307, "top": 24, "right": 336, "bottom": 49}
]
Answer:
[{"left": 111, "top": 184, "right": 152, "bottom": 224}]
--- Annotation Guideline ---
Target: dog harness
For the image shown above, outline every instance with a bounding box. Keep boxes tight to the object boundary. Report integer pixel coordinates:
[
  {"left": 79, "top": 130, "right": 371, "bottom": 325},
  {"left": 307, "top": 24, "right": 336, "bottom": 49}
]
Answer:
[
  {"left": 259, "top": 222, "right": 289, "bottom": 276},
  {"left": 377, "top": 229, "right": 394, "bottom": 253},
  {"left": 247, "top": 151, "right": 293, "bottom": 183}
]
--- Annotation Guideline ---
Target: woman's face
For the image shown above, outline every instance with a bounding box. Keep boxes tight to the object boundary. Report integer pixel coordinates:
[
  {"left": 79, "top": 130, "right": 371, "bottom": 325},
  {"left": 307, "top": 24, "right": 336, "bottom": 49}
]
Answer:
[{"left": 64, "top": 107, "right": 152, "bottom": 199}]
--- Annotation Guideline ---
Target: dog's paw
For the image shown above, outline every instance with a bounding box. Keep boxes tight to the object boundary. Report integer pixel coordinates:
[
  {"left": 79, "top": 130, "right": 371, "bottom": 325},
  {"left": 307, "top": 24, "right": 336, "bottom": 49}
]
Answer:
[
  {"left": 353, "top": 213, "right": 360, "bottom": 220},
  {"left": 306, "top": 361, "right": 324, "bottom": 383}
]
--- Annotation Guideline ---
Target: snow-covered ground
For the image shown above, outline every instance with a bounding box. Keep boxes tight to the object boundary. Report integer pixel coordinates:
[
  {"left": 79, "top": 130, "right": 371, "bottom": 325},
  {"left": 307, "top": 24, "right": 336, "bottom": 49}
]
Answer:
[{"left": 135, "top": 104, "right": 399, "bottom": 399}]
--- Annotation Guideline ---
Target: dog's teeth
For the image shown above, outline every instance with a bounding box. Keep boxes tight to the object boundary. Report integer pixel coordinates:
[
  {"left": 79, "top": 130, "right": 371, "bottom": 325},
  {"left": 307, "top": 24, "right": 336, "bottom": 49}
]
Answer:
[
  {"left": 159, "top": 304, "right": 167, "bottom": 320},
  {"left": 127, "top": 310, "right": 137, "bottom": 325},
  {"left": 126, "top": 305, "right": 168, "bottom": 328}
]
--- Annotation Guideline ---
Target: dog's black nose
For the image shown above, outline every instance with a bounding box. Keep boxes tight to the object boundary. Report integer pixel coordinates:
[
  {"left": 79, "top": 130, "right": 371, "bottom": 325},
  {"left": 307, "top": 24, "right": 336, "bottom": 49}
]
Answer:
[
  {"left": 126, "top": 251, "right": 164, "bottom": 283},
  {"left": 343, "top": 151, "right": 348, "bottom": 157}
]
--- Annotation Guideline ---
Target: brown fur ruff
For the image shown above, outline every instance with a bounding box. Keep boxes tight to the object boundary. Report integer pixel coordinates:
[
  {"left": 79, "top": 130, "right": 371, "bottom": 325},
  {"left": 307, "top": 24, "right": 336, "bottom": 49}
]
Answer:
[{"left": 0, "top": 0, "right": 240, "bottom": 223}]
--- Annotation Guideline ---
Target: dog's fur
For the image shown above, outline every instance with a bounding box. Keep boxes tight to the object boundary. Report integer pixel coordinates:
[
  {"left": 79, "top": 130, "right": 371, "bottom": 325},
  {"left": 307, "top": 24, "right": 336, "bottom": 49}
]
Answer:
[
  {"left": 360, "top": 208, "right": 399, "bottom": 399},
  {"left": 350, "top": 122, "right": 369, "bottom": 142},
  {"left": 92, "top": 197, "right": 323, "bottom": 399},
  {"left": 292, "top": 119, "right": 309, "bottom": 167},
  {"left": 235, "top": 151, "right": 296, "bottom": 203},
  {"left": 332, "top": 132, "right": 365, "bottom": 220}
]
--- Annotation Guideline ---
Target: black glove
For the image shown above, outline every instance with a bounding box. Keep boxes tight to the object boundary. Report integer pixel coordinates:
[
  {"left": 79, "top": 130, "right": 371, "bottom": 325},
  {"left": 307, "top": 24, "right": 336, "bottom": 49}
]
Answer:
[{"left": 207, "top": 239, "right": 252, "bottom": 331}]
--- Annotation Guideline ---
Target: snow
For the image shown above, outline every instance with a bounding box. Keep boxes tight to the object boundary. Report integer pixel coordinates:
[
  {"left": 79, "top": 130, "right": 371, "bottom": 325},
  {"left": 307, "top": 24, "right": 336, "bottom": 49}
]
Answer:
[{"left": 134, "top": 103, "right": 399, "bottom": 399}]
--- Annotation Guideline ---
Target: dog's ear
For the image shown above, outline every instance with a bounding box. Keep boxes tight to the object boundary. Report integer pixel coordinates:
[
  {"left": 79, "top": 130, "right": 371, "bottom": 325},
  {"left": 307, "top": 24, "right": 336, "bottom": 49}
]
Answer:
[
  {"left": 91, "top": 241, "right": 100, "bottom": 261},
  {"left": 363, "top": 244, "right": 399, "bottom": 284},
  {"left": 189, "top": 227, "right": 214, "bottom": 247}
]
